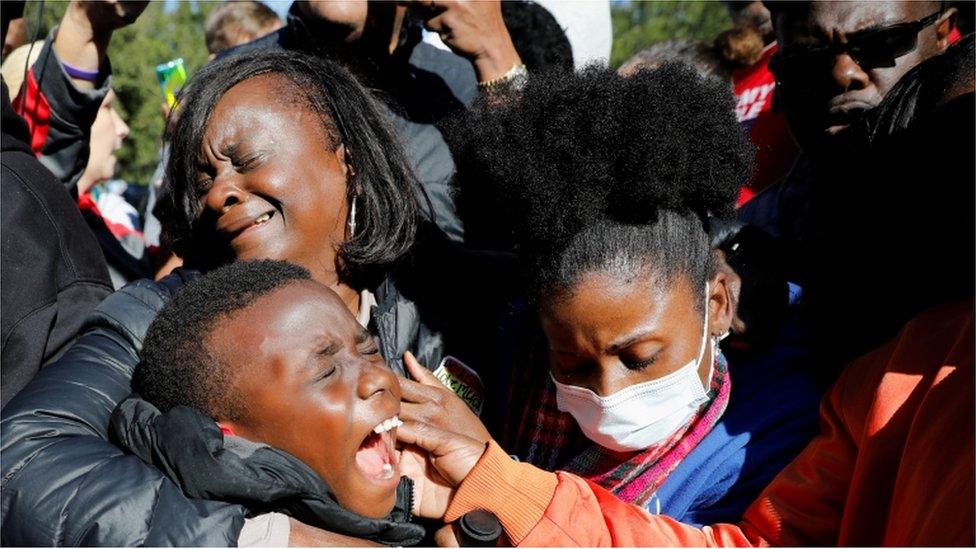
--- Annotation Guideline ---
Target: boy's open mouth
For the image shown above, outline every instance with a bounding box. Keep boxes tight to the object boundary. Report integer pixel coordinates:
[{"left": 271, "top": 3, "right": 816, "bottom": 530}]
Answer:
[{"left": 355, "top": 415, "right": 402, "bottom": 484}]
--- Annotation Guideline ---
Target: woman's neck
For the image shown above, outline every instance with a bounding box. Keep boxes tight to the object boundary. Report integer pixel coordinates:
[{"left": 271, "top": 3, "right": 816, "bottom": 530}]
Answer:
[
  {"left": 308, "top": 258, "right": 363, "bottom": 317},
  {"left": 333, "top": 282, "right": 361, "bottom": 318}
]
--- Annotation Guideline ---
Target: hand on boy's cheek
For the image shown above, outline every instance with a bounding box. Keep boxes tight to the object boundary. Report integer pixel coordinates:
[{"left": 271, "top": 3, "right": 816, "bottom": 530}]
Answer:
[
  {"left": 398, "top": 443, "right": 454, "bottom": 519},
  {"left": 399, "top": 352, "right": 491, "bottom": 444},
  {"left": 396, "top": 420, "right": 486, "bottom": 489}
]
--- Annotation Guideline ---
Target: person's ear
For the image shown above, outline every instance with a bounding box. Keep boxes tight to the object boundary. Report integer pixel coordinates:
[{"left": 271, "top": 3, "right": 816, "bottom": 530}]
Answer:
[
  {"left": 935, "top": 7, "right": 957, "bottom": 51},
  {"left": 338, "top": 144, "right": 365, "bottom": 197},
  {"left": 711, "top": 249, "right": 743, "bottom": 332},
  {"left": 707, "top": 269, "right": 735, "bottom": 339},
  {"left": 336, "top": 143, "right": 353, "bottom": 178}
]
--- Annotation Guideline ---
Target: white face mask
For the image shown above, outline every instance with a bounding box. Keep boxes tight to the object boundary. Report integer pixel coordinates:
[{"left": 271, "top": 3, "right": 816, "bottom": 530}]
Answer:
[{"left": 552, "top": 284, "right": 715, "bottom": 453}]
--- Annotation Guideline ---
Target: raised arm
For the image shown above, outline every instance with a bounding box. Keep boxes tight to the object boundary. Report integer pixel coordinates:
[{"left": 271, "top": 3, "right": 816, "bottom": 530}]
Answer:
[
  {"left": 12, "top": 0, "right": 147, "bottom": 192},
  {"left": 401, "top": 0, "right": 523, "bottom": 85}
]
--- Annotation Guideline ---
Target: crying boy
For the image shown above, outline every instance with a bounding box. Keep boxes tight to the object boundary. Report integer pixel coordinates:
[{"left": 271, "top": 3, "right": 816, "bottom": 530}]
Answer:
[{"left": 125, "top": 260, "right": 419, "bottom": 543}]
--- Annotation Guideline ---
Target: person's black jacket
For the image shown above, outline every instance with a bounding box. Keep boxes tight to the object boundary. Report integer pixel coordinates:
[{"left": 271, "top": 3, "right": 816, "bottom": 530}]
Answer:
[
  {"left": 740, "top": 35, "right": 976, "bottom": 378},
  {"left": 222, "top": 4, "right": 476, "bottom": 243},
  {"left": 109, "top": 397, "right": 424, "bottom": 545},
  {"left": 0, "top": 238, "right": 519, "bottom": 545},
  {"left": 0, "top": 80, "right": 113, "bottom": 407},
  {"left": 0, "top": 272, "right": 247, "bottom": 545}
]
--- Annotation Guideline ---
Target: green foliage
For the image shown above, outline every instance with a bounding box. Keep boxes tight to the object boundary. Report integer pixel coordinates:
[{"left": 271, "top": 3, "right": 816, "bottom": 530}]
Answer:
[
  {"left": 21, "top": 0, "right": 216, "bottom": 186},
  {"left": 610, "top": 1, "right": 732, "bottom": 68},
  {"left": 19, "top": 0, "right": 66, "bottom": 38},
  {"left": 108, "top": 1, "right": 215, "bottom": 185}
]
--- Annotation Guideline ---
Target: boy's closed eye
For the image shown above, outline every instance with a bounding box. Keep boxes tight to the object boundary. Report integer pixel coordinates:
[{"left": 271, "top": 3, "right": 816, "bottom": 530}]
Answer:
[
  {"left": 308, "top": 342, "right": 340, "bottom": 383},
  {"left": 312, "top": 360, "right": 337, "bottom": 383},
  {"left": 310, "top": 332, "right": 382, "bottom": 384},
  {"left": 354, "top": 329, "right": 381, "bottom": 356}
]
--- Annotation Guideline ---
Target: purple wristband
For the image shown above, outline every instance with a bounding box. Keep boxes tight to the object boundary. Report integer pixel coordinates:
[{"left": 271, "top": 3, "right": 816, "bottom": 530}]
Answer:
[{"left": 61, "top": 60, "right": 102, "bottom": 82}]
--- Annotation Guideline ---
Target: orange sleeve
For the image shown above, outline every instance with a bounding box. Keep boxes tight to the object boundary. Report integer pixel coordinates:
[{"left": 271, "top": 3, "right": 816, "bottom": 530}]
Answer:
[
  {"left": 520, "top": 474, "right": 769, "bottom": 547},
  {"left": 446, "top": 375, "right": 858, "bottom": 548},
  {"left": 444, "top": 440, "right": 558, "bottom": 543},
  {"left": 445, "top": 441, "right": 766, "bottom": 546},
  {"left": 444, "top": 305, "right": 976, "bottom": 546},
  {"left": 737, "top": 374, "right": 858, "bottom": 546}
]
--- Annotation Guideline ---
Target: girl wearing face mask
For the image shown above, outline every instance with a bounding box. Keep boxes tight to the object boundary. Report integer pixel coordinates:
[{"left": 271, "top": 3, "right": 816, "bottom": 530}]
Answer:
[{"left": 451, "top": 63, "right": 822, "bottom": 525}]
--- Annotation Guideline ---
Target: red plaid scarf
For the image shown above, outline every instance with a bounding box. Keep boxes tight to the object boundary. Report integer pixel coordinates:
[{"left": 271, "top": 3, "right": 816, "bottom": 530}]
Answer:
[{"left": 510, "top": 349, "right": 731, "bottom": 507}]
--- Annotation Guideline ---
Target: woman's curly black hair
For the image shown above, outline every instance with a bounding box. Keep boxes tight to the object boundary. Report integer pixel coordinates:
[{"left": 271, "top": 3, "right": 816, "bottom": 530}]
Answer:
[
  {"left": 156, "top": 49, "right": 421, "bottom": 277},
  {"left": 452, "top": 63, "right": 752, "bottom": 304}
]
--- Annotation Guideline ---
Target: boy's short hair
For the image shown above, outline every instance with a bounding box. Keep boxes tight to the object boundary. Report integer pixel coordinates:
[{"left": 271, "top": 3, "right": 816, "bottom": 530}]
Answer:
[
  {"left": 135, "top": 260, "right": 311, "bottom": 420},
  {"left": 204, "top": 0, "right": 281, "bottom": 55}
]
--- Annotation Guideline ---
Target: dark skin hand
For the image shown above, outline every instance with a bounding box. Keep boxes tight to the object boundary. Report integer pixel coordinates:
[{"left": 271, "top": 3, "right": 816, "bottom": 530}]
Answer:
[
  {"left": 298, "top": 0, "right": 520, "bottom": 82},
  {"left": 399, "top": 351, "right": 491, "bottom": 444},
  {"left": 397, "top": 419, "right": 488, "bottom": 519},
  {"left": 55, "top": 0, "right": 149, "bottom": 90},
  {"left": 397, "top": 351, "right": 486, "bottom": 522},
  {"left": 399, "top": 0, "right": 522, "bottom": 82},
  {"left": 774, "top": 0, "right": 956, "bottom": 154}
]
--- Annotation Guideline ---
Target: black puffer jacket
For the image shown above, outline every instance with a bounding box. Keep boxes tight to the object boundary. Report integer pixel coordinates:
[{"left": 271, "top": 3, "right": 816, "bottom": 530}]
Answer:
[
  {"left": 1, "top": 219, "right": 518, "bottom": 546},
  {"left": 0, "top": 257, "right": 514, "bottom": 545},
  {"left": 110, "top": 398, "right": 423, "bottom": 546},
  {"left": 0, "top": 271, "right": 247, "bottom": 546}
]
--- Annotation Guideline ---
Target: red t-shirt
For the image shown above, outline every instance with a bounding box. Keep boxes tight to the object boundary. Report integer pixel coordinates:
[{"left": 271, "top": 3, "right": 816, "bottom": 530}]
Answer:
[{"left": 732, "top": 42, "right": 799, "bottom": 207}]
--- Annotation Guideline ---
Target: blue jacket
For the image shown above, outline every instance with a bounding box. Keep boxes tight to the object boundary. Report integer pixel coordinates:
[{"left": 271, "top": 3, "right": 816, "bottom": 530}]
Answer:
[{"left": 651, "top": 341, "right": 821, "bottom": 526}]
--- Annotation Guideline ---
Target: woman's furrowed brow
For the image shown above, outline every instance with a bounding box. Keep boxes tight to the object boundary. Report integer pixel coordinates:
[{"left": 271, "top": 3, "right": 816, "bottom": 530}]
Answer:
[{"left": 608, "top": 327, "right": 660, "bottom": 353}]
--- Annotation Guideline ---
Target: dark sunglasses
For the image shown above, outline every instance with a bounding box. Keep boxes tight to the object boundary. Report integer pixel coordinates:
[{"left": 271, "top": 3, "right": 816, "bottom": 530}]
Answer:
[{"left": 770, "top": 10, "right": 943, "bottom": 90}]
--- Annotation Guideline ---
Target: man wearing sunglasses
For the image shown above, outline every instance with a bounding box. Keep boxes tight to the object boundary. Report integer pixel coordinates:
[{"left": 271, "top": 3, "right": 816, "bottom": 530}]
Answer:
[
  {"left": 740, "top": 1, "right": 959, "bottom": 260},
  {"left": 768, "top": 1, "right": 958, "bottom": 152},
  {"left": 738, "top": 2, "right": 963, "bottom": 367}
]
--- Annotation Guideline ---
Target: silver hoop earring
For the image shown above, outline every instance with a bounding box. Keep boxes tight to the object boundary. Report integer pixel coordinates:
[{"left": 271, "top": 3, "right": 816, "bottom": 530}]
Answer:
[{"left": 348, "top": 196, "right": 358, "bottom": 237}]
